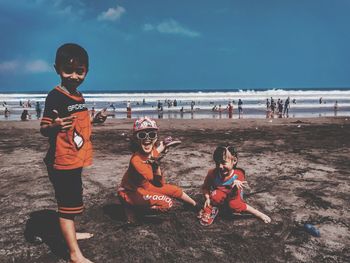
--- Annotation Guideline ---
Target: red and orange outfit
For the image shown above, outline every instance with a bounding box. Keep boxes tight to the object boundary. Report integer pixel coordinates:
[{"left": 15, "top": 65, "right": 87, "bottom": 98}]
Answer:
[
  {"left": 202, "top": 167, "right": 247, "bottom": 212},
  {"left": 118, "top": 148, "right": 183, "bottom": 211},
  {"left": 41, "top": 86, "right": 92, "bottom": 217}
]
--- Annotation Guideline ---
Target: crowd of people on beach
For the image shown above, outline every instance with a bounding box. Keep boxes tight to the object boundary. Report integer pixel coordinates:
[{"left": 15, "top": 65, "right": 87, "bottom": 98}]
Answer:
[
  {"left": 265, "top": 96, "right": 293, "bottom": 119},
  {"left": 211, "top": 99, "right": 244, "bottom": 119},
  {"left": 1, "top": 94, "right": 343, "bottom": 121},
  {"left": 1, "top": 99, "right": 43, "bottom": 120},
  {"left": 1, "top": 92, "right": 344, "bottom": 121}
]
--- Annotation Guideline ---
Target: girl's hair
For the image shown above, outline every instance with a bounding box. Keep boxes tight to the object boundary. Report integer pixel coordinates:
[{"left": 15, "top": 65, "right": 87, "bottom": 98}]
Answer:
[
  {"left": 213, "top": 145, "right": 238, "bottom": 164},
  {"left": 129, "top": 136, "right": 141, "bottom": 153}
]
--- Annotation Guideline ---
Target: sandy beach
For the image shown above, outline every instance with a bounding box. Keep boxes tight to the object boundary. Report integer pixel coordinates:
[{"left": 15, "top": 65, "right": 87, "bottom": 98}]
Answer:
[{"left": 0, "top": 117, "right": 349, "bottom": 263}]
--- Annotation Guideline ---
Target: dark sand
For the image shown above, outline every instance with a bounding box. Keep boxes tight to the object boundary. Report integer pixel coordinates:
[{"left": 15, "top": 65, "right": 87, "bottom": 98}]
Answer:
[{"left": 0, "top": 117, "right": 349, "bottom": 263}]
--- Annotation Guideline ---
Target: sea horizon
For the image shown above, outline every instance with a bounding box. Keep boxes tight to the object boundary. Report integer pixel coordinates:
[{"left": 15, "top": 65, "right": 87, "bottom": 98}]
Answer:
[{"left": 1, "top": 86, "right": 350, "bottom": 95}]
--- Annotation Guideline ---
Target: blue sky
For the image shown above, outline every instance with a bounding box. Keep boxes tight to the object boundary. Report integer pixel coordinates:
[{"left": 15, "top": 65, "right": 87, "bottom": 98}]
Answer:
[{"left": 1, "top": 0, "right": 350, "bottom": 92}]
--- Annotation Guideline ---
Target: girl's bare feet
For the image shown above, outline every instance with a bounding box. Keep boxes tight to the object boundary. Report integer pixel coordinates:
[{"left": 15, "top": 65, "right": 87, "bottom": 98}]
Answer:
[
  {"left": 76, "top": 232, "right": 93, "bottom": 240},
  {"left": 246, "top": 205, "right": 271, "bottom": 223}
]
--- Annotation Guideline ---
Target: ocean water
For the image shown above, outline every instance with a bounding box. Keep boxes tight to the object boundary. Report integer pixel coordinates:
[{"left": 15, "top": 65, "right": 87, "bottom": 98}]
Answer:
[{"left": 1, "top": 88, "right": 350, "bottom": 120}]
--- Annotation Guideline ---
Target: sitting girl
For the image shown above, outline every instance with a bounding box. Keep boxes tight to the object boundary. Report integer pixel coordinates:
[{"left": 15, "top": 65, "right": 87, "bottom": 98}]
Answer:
[
  {"left": 199, "top": 145, "right": 271, "bottom": 226},
  {"left": 118, "top": 117, "right": 198, "bottom": 223}
]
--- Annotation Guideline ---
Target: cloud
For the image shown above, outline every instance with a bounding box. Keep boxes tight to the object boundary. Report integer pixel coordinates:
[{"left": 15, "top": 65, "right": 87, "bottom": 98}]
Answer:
[
  {"left": 143, "top": 19, "right": 200, "bottom": 38},
  {"left": 56, "top": 5, "right": 73, "bottom": 15},
  {"left": 0, "top": 60, "right": 19, "bottom": 72},
  {"left": 0, "top": 59, "right": 51, "bottom": 74},
  {"left": 25, "top": 60, "right": 51, "bottom": 73},
  {"left": 143, "top": 24, "right": 154, "bottom": 31},
  {"left": 98, "top": 5, "right": 126, "bottom": 21},
  {"left": 51, "top": 0, "right": 86, "bottom": 18}
]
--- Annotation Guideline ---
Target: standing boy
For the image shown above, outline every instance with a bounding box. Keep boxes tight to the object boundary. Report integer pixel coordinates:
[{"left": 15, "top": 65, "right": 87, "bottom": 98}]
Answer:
[{"left": 40, "top": 43, "right": 105, "bottom": 263}]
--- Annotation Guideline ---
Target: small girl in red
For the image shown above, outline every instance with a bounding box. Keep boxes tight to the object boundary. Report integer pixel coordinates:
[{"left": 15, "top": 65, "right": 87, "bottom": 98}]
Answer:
[{"left": 200, "top": 145, "right": 271, "bottom": 225}]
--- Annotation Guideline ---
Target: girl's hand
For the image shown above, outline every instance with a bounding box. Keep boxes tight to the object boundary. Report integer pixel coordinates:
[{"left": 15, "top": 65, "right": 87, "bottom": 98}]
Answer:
[
  {"left": 157, "top": 141, "right": 166, "bottom": 154},
  {"left": 233, "top": 180, "right": 248, "bottom": 190},
  {"left": 204, "top": 198, "right": 211, "bottom": 208}
]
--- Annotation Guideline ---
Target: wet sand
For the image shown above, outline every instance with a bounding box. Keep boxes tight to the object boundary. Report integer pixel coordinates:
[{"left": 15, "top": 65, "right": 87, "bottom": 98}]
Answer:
[{"left": 0, "top": 117, "right": 349, "bottom": 262}]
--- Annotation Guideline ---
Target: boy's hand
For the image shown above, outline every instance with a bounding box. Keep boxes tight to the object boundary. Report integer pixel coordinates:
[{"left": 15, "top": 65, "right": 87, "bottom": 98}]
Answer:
[
  {"left": 93, "top": 108, "right": 107, "bottom": 123},
  {"left": 52, "top": 110, "right": 76, "bottom": 131}
]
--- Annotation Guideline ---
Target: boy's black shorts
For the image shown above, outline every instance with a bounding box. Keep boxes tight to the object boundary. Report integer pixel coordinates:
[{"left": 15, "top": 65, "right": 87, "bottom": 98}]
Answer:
[{"left": 47, "top": 166, "right": 84, "bottom": 218}]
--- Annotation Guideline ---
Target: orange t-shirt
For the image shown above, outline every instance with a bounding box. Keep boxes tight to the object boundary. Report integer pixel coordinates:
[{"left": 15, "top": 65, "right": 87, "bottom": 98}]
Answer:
[
  {"left": 41, "top": 87, "right": 92, "bottom": 170},
  {"left": 120, "top": 148, "right": 160, "bottom": 192}
]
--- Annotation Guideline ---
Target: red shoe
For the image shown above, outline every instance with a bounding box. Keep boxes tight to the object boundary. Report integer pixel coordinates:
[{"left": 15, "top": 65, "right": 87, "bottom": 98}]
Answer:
[{"left": 199, "top": 206, "right": 219, "bottom": 226}]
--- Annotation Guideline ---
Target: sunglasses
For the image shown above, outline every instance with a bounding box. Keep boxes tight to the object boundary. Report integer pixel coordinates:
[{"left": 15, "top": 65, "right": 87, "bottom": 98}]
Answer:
[{"left": 136, "top": 131, "right": 158, "bottom": 140}]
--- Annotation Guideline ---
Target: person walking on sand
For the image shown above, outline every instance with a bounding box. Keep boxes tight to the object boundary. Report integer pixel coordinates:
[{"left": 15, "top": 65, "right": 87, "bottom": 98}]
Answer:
[
  {"left": 40, "top": 43, "right": 106, "bottom": 263},
  {"left": 118, "top": 117, "right": 200, "bottom": 224},
  {"left": 198, "top": 145, "right": 271, "bottom": 226}
]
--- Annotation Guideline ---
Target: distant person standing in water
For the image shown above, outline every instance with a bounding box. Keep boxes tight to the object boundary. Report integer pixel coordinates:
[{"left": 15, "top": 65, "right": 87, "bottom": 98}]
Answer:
[
  {"left": 270, "top": 98, "right": 276, "bottom": 118},
  {"left": 266, "top": 99, "right": 272, "bottom": 119},
  {"left": 109, "top": 103, "right": 116, "bottom": 111},
  {"left": 278, "top": 100, "right": 283, "bottom": 118},
  {"left": 334, "top": 100, "right": 339, "bottom": 116},
  {"left": 226, "top": 102, "right": 233, "bottom": 118},
  {"left": 283, "top": 97, "right": 290, "bottom": 117},
  {"left": 21, "top": 109, "right": 30, "bottom": 121},
  {"left": 35, "top": 101, "right": 42, "bottom": 119},
  {"left": 4, "top": 107, "right": 10, "bottom": 118},
  {"left": 191, "top": 100, "right": 195, "bottom": 111},
  {"left": 238, "top": 99, "right": 243, "bottom": 119},
  {"left": 127, "top": 101, "right": 132, "bottom": 118}
]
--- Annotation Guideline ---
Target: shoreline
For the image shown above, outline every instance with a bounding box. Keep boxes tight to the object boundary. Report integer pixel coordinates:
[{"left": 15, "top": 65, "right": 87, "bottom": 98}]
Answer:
[
  {"left": 0, "top": 107, "right": 348, "bottom": 121},
  {"left": 1, "top": 116, "right": 349, "bottom": 129}
]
